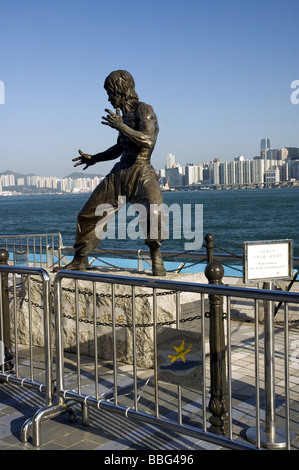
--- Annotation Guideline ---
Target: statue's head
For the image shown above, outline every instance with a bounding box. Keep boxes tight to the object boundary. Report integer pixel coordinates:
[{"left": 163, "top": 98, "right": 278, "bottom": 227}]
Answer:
[{"left": 104, "top": 70, "right": 139, "bottom": 103}]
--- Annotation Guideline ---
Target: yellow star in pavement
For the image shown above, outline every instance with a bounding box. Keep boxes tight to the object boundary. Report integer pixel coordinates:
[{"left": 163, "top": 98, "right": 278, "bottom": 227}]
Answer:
[{"left": 168, "top": 339, "right": 192, "bottom": 363}]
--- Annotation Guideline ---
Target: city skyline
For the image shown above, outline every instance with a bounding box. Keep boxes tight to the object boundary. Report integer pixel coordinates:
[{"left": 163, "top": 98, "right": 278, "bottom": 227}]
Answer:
[
  {"left": 1, "top": 1, "right": 299, "bottom": 178},
  {"left": 1, "top": 139, "right": 299, "bottom": 194},
  {"left": 161, "top": 143, "right": 299, "bottom": 188}
]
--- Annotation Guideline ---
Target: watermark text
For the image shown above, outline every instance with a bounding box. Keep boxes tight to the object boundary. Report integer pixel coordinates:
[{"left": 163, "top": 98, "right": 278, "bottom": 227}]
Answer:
[
  {"left": 0, "top": 81, "right": 5, "bottom": 104},
  {"left": 95, "top": 197, "right": 203, "bottom": 251},
  {"left": 290, "top": 80, "right": 299, "bottom": 105}
]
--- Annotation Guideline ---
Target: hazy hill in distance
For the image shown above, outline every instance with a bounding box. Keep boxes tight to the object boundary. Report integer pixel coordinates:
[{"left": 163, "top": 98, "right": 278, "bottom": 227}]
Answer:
[
  {"left": 64, "top": 172, "right": 104, "bottom": 179},
  {"left": 0, "top": 170, "right": 104, "bottom": 179}
]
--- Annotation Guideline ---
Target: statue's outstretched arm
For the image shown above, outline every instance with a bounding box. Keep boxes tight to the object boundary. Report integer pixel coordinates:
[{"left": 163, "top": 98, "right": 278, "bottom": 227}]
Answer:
[{"left": 72, "top": 143, "right": 122, "bottom": 170}]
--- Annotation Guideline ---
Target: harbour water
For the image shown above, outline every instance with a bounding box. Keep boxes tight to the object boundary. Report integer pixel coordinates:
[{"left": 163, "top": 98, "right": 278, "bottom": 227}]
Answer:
[{"left": 0, "top": 186, "right": 298, "bottom": 258}]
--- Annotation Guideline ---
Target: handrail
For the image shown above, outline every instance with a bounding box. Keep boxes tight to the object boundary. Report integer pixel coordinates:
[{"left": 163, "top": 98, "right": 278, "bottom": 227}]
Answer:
[
  {"left": 0, "top": 265, "right": 50, "bottom": 282},
  {"left": 55, "top": 269, "right": 299, "bottom": 303}
]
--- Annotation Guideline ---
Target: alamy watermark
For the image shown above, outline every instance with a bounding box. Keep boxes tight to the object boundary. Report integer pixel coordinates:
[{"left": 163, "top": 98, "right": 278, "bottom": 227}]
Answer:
[
  {"left": 0, "top": 80, "right": 5, "bottom": 104},
  {"left": 95, "top": 197, "right": 203, "bottom": 251},
  {"left": 290, "top": 80, "right": 299, "bottom": 105}
]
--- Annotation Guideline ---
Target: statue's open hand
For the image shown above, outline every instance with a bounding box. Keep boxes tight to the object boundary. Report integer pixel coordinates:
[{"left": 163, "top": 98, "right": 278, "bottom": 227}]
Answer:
[
  {"left": 101, "top": 108, "right": 123, "bottom": 130},
  {"left": 72, "top": 149, "right": 94, "bottom": 170}
]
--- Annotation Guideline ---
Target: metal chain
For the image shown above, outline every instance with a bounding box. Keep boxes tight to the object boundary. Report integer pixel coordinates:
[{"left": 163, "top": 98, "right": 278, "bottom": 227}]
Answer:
[
  {"left": 11, "top": 274, "right": 299, "bottom": 326},
  {"left": 213, "top": 244, "right": 243, "bottom": 273},
  {"left": 62, "top": 312, "right": 202, "bottom": 328},
  {"left": 60, "top": 284, "right": 177, "bottom": 299},
  {"left": 26, "top": 276, "right": 177, "bottom": 299},
  {"left": 19, "top": 294, "right": 299, "bottom": 326},
  {"left": 214, "top": 244, "right": 243, "bottom": 259},
  {"left": 10, "top": 242, "right": 299, "bottom": 328}
]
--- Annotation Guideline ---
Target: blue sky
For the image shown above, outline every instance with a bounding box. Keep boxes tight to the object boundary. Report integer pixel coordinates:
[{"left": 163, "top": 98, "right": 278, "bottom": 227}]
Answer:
[{"left": 0, "top": 0, "right": 298, "bottom": 177}]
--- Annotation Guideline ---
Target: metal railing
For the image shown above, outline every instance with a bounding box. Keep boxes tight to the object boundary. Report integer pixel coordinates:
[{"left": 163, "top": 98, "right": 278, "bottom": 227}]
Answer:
[
  {"left": 17, "top": 268, "right": 297, "bottom": 449},
  {"left": 0, "top": 263, "right": 53, "bottom": 405},
  {"left": 0, "top": 233, "right": 63, "bottom": 268}
]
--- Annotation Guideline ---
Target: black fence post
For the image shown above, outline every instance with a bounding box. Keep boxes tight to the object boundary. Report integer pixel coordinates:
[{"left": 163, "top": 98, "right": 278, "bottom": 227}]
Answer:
[
  {"left": 205, "top": 258, "right": 228, "bottom": 436},
  {"left": 205, "top": 233, "right": 214, "bottom": 263},
  {"left": 0, "top": 249, "right": 13, "bottom": 370}
]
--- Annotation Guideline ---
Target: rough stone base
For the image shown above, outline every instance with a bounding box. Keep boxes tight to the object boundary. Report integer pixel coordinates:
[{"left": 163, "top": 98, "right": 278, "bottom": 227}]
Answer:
[{"left": 10, "top": 267, "right": 209, "bottom": 368}]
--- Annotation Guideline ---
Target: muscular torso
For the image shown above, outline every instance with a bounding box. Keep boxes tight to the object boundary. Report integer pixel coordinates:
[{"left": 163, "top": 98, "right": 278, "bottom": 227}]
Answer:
[{"left": 119, "top": 101, "right": 159, "bottom": 165}]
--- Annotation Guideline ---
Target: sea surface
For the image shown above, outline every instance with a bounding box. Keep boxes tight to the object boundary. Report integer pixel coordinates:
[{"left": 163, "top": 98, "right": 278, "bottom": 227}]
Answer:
[{"left": 0, "top": 186, "right": 298, "bottom": 259}]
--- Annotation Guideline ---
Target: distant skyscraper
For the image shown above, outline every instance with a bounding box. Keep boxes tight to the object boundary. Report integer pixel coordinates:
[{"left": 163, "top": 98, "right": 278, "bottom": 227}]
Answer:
[
  {"left": 261, "top": 138, "right": 270, "bottom": 150},
  {"left": 166, "top": 153, "right": 175, "bottom": 168}
]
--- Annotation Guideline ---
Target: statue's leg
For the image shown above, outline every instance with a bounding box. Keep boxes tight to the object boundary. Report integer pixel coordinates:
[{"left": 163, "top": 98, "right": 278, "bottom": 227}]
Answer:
[
  {"left": 132, "top": 165, "right": 166, "bottom": 276},
  {"left": 145, "top": 240, "right": 166, "bottom": 276},
  {"left": 65, "top": 173, "right": 119, "bottom": 271}
]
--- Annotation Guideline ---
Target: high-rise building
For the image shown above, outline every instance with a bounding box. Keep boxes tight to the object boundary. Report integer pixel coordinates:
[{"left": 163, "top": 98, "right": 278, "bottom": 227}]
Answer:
[
  {"left": 219, "top": 161, "right": 229, "bottom": 185},
  {"left": 286, "top": 147, "right": 299, "bottom": 159},
  {"left": 261, "top": 138, "right": 270, "bottom": 150},
  {"left": 166, "top": 153, "right": 175, "bottom": 168},
  {"left": 244, "top": 160, "right": 251, "bottom": 184},
  {"left": 185, "top": 163, "right": 199, "bottom": 185},
  {"left": 165, "top": 166, "right": 184, "bottom": 187},
  {"left": 278, "top": 148, "right": 288, "bottom": 160},
  {"left": 210, "top": 160, "right": 220, "bottom": 185},
  {"left": 264, "top": 166, "right": 280, "bottom": 184},
  {"left": 250, "top": 158, "right": 264, "bottom": 184}
]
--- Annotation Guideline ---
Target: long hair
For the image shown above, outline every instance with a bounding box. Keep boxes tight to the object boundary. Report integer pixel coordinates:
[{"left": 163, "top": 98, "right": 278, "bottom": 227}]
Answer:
[{"left": 104, "top": 70, "right": 139, "bottom": 101}]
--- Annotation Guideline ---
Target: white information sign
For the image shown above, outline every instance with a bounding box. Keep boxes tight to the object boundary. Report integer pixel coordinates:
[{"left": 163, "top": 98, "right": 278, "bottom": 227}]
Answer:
[{"left": 243, "top": 239, "right": 293, "bottom": 283}]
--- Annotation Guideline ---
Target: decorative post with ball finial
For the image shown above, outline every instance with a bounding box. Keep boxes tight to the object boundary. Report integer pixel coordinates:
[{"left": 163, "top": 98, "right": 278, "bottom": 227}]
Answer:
[
  {"left": 0, "top": 249, "right": 14, "bottom": 371},
  {"left": 205, "top": 246, "right": 228, "bottom": 436},
  {"left": 0, "top": 249, "right": 11, "bottom": 351}
]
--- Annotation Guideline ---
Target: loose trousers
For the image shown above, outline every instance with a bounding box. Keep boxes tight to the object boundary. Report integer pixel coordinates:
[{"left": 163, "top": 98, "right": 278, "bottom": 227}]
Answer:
[{"left": 73, "top": 161, "right": 164, "bottom": 256}]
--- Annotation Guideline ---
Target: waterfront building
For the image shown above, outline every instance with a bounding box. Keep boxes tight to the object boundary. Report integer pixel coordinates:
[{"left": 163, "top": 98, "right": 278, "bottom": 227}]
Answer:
[
  {"left": 289, "top": 160, "right": 299, "bottom": 180},
  {"left": 286, "top": 147, "right": 299, "bottom": 159},
  {"left": 211, "top": 160, "right": 220, "bottom": 185},
  {"left": 250, "top": 159, "right": 264, "bottom": 184},
  {"left": 280, "top": 161, "right": 289, "bottom": 181},
  {"left": 228, "top": 161, "right": 236, "bottom": 185},
  {"left": 197, "top": 163, "right": 204, "bottom": 181},
  {"left": 234, "top": 156, "right": 244, "bottom": 185},
  {"left": 0, "top": 174, "right": 15, "bottom": 187},
  {"left": 185, "top": 163, "right": 199, "bottom": 185},
  {"left": 165, "top": 166, "right": 184, "bottom": 187},
  {"left": 166, "top": 153, "right": 176, "bottom": 169},
  {"left": 26, "top": 175, "right": 38, "bottom": 186},
  {"left": 219, "top": 161, "right": 229, "bottom": 185},
  {"left": 265, "top": 166, "right": 280, "bottom": 184},
  {"left": 244, "top": 159, "right": 251, "bottom": 184}
]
